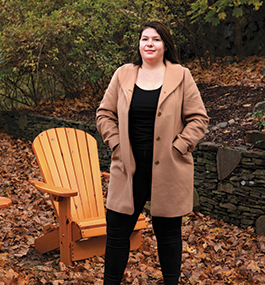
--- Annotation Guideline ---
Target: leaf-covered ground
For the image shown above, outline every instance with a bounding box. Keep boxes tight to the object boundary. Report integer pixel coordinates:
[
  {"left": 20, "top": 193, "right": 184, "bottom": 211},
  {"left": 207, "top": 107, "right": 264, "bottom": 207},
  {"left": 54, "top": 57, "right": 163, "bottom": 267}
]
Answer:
[
  {"left": 0, "top": 130, "right": 265, "bottom": 284},
  {"left": 1, "top": 56, "right": 265, "bottom": 284}
]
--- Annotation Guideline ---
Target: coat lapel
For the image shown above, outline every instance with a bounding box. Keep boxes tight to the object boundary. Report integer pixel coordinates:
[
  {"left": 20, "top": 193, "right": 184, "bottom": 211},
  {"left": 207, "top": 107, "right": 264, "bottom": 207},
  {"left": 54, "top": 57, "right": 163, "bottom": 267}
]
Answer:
[
  {"left": 158, "top": 61, "right": 184, "bottom": 108},
  {"left": 118, "top": 64, "right": 139, "bottom": 106}
]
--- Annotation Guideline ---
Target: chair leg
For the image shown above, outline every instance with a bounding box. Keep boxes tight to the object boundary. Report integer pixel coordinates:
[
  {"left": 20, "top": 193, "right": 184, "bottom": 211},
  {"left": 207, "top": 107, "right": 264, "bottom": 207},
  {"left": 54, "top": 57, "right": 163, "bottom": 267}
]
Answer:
[
  {"left": 71, "top": 235, "right": 107, "bottom": 262},
  {"left": 59, "top": 197, "right": 72, "bottom": 266},
  {"left": 35, "top": 228, "right": 60, "bottom": 254}
]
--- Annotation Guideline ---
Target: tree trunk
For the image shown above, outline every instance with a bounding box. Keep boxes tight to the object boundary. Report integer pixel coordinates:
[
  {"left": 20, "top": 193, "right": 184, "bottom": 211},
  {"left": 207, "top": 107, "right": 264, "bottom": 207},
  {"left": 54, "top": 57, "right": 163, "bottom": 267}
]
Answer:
[
  {"left": 234, "top": 16, "right": 244, "bottom": 61},
  {"left": 208, "top": 0, "right": 215, "bottom": 65},
  {"left": 209, "top": 23, "right": 216, "bottom": 64}
]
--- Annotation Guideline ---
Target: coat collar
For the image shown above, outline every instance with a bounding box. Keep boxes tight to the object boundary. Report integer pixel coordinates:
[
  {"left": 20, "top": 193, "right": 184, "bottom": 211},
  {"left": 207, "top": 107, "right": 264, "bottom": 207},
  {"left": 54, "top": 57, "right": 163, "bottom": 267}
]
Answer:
[
  {"left": 159, "top": 61, "right": 184, "bottom": 107},
  {"left": 118, "top": 60, "right": 185, "bottom": 106}
]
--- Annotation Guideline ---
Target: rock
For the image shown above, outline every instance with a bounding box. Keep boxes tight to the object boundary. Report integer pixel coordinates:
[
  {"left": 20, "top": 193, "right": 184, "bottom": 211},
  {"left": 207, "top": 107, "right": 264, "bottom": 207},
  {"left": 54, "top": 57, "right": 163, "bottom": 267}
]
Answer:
[
  {"left": 217, "top": 147, "right": 242, "bottom": 180},
  {"left": 216, "top": 122, "right": 228, "bottom": 128},
  {"left": 245, "top": 130, "right": 265, "bottom": 149},
  {"left": 223, "top": 56, "right": 236, "bottom": 66},
  {"left": 18, "top": 113, "right": 28, "bottom": 131},
  {"left": 238, "top": 205, "right": 250, "bottom": 212},
  {"left": 261, "top": 66, "right": 265, "bottom": 76},
  {"left": 256, "top": 215, "right": 265, "bottom": 235},
  {"left": 253, "top": 101, "right": 265, "bottom": 113},
  {"left": 245, "top": 112, "right": 252, "bottom": 118},
  {"left": 89, "top": 124, "right": 97, "bottom": 132},
  {"left": 241, "top": 219, "right": 254, "bottom": 226},
  {"left": 219, "top": 202, "right": 237, "bottom": 211},
  {"left": 228, "top": 119, "right": 235, "bottom": 125},
  {"left": 253, "top": 169, "right": 265, "bottom": 176},
  {"left": 218, "top": 182, "right": 235, "bottom": 194}
]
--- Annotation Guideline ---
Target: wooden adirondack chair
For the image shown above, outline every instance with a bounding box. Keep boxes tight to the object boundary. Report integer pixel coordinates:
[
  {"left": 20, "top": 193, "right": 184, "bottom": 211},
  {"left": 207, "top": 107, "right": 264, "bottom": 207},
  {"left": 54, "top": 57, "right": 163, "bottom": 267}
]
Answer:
[
  {"left": 30, "top": 128, "right": 147, "bottom": 266},
  {"left": 0, "top": 197, "right": 12, "bottom": 209}
]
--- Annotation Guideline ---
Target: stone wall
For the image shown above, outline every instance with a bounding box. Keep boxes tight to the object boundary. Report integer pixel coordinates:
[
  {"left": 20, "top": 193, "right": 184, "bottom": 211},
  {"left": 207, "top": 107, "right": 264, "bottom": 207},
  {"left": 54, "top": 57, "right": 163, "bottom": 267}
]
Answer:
[
  {"left": 0, "top": 110, "right": 111, "bottom": 170},
  {"left": 1, "top": 110, "right": 265, "bottom": 235},
  {"left": 194, "top": 142, "right": 265, "bottom": 235}
]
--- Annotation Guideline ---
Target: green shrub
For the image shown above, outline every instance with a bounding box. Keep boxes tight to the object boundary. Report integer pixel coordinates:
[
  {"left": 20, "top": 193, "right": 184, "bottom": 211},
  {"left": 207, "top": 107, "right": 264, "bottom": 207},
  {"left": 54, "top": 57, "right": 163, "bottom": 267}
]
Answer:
[
  {"left": 0, "top": 0, "right": 172, "bottom": 109},
  {"left": 252, "top": 110, "right": 265, "bottom": 130}
]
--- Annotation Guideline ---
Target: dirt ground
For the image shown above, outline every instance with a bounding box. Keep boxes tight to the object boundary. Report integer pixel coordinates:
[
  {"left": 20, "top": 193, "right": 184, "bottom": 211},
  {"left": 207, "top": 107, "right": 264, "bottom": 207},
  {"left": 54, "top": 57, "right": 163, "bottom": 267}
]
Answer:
[{"left": 199, "top": 83, "right": 265, "bottom": 149}]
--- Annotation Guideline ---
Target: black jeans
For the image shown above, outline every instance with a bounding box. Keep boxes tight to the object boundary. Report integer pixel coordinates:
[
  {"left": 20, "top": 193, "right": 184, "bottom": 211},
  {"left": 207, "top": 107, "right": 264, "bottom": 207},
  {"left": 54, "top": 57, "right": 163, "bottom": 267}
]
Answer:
[{"left": 104, "top": 149, "right": 182, "bottom": 285}]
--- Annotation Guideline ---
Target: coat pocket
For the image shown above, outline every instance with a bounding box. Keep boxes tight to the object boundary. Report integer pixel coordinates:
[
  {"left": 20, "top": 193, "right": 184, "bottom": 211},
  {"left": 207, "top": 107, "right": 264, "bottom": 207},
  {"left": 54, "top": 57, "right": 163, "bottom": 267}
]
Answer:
[
  {"left": 110, "top": 144, "right": 125, "bottom": 172},
  {"left": 172, "top": 145, "right": 193, "bottom": 165}
]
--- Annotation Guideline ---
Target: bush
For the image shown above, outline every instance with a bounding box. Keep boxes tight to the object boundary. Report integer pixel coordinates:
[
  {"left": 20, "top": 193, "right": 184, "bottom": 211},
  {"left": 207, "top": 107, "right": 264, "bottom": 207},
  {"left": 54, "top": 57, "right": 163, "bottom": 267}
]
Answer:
[{"left": 0, "top": 0, "right": 171, "bottom": 109}]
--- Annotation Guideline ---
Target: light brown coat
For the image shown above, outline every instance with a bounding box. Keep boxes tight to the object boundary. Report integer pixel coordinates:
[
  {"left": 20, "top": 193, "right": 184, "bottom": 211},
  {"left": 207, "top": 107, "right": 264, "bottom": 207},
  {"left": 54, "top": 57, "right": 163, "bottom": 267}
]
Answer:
[{"left": 96, "top": 61, "right": 209, "bottom": 217}]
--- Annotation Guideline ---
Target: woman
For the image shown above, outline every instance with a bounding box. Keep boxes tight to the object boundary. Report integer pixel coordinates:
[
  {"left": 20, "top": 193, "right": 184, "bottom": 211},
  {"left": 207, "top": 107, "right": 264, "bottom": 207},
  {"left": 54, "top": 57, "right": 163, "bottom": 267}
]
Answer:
[{"left": 96, "top": 21, "right": 209, "bottom": 284}]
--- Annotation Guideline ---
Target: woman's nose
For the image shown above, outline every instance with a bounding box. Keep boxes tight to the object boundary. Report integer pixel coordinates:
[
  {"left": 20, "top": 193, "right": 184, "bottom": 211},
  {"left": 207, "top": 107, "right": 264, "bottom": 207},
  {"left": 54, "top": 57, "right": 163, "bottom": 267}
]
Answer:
[{"left": 147, "top": 39, "right": 153, "bottom": 46}]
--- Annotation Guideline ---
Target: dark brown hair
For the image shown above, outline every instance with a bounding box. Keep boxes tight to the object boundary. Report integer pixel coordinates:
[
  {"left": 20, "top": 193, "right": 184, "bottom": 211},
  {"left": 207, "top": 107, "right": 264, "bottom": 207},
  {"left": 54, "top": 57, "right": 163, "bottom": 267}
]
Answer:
[{"left": 133, "top": 21, "right": 178, "bottom": 66}]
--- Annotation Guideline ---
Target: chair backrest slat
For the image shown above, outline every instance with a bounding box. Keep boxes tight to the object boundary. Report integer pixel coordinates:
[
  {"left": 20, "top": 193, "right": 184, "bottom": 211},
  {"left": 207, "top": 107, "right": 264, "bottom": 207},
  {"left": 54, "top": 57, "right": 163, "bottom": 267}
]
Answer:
[
  {"left": 38, "top": 130, "right": 63, "bottom": 186},
  {"left": 33, "top": 134, "right": 54, "bottom": 185},
  {"left": 32, "top": 128, "right": 105, "bottom": 221},
  {"left": 85, "top": 133, "right": 105, "bottom": 218},
  {"left": 76, "top": 130, "right": 99, "bottom": 217},
  {"left": 54, "top": 128, "right": 83, "bottom": 220}
]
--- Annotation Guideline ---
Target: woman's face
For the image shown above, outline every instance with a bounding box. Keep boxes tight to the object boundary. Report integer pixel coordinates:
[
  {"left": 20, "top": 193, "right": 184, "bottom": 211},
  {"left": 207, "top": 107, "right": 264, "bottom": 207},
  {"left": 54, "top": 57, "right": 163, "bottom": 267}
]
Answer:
[{"left": 139, "top": 27, "right": 166, "bottom": 65}]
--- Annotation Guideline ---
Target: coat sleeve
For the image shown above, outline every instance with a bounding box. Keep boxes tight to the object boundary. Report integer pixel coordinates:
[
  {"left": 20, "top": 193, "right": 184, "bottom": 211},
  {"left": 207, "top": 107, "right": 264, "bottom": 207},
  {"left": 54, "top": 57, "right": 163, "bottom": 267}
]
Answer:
[
  {"left": 96, "top": 68, "right": 120, "bottom": 151},
  {"left": 173, "top": 68, "right": 209, "bottom": 154}
]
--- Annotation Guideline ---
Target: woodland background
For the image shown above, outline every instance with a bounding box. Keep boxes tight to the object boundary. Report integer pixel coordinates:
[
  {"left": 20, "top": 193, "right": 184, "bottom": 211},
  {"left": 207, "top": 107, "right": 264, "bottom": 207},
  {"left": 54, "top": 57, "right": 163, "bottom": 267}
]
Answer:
[
  {"left": 0, "top": 0, "right": 265, "bottom": 284},
  {"left": 0, "top": 0, "right": 265, "bottom": 110}
]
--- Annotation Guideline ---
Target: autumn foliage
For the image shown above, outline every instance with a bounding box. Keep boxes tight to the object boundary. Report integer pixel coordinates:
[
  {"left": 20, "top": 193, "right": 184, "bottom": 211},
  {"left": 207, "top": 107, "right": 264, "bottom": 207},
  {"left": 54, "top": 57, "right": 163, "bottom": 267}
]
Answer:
[
  {"left": 1, "top": 124, "right": 265, "bottom": 283},
  {"left": 186, "top": 56, "right": 265, "bottom": 87}
]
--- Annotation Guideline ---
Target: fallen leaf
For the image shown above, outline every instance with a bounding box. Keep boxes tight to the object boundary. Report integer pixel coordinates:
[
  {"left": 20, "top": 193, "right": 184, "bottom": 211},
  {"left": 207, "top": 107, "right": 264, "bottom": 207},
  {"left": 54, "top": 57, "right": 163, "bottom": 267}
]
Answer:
[{"left": 246, "top": 260, "right": 261, "bottom": 273}]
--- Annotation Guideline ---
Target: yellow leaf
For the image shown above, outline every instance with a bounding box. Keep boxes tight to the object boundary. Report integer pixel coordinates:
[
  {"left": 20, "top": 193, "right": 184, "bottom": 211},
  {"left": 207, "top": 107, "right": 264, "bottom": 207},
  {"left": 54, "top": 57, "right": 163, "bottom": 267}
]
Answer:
[
  {"left": 186, "top": 246, "right": 196, "bottom": 253},
  {"left": 211, "top": 227, "right": 223, "bottom": 233},
  {"left": 218, "top": 12, "right": 226, "bottom": 20}
]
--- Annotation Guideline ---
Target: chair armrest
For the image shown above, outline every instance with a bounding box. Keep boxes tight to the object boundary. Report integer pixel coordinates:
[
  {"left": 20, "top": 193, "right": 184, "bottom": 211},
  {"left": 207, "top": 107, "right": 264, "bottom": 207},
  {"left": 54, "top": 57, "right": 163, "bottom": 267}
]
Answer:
[
  {"left": 101, "top": 172, "right": 110, "bottom": 179},
  {"left": 30, "top": 180, "right": 78, "bottom": 197}
]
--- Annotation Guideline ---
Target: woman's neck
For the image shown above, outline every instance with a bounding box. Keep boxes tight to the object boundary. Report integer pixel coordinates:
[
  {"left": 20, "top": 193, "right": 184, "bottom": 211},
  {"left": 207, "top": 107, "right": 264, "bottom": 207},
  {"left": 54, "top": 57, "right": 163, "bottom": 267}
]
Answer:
[
  {"left": 141, "top": 60, "right": 165, "bottom": 71},
  {"left": 136, "top": 62, "right": 166, "bottom": 90}
]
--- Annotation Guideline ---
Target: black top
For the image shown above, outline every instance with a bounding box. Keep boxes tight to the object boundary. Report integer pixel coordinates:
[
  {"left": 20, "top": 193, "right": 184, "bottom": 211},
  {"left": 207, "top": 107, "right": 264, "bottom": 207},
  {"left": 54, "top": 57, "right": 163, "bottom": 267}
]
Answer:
[{"left": 129, "top": 84, "right": 161, "bottom": 151}]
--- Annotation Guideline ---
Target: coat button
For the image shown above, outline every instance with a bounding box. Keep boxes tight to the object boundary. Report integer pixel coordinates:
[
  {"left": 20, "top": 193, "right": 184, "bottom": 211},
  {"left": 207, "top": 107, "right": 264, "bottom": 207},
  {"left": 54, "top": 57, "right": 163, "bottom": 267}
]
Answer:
[
  {"left": 156, "top": 136, "right": 161, "bottom": 141},
  {"left": 154, "top": 160, "right": 160, "bottom": 165},
  {"left": 157, "top": 112, "right": 162, "bottom": 117}
]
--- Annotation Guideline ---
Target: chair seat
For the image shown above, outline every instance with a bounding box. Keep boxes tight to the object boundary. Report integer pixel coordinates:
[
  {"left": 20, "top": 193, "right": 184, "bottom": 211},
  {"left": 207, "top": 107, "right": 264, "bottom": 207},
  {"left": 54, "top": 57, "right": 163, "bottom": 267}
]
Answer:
[
  {"left": 72, "top": 213, "right": 147, "bottom": 240},
  {"left": 72, "top": 217, "right": 107, "bottom": 240}
]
